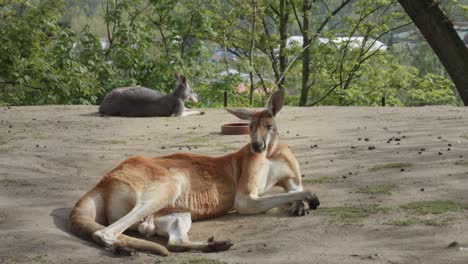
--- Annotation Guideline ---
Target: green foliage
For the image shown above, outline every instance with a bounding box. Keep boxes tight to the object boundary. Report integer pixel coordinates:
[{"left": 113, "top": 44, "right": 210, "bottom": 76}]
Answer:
[
  {"left": 0, "top": 0, "right": 461, "bottom": 107},
  {"left": 406, "top": 74, "right": 458, "bottom": 106}
]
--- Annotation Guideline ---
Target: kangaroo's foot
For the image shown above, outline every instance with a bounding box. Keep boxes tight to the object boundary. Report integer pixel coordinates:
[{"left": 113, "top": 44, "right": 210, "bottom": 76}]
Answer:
[{"left": 288, "top": 200, "right": 309, "bottom": 216}]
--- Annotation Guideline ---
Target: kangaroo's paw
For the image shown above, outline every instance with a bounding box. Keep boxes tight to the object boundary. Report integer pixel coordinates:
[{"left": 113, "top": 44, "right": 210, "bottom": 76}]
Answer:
[
  {"left": 288, "top": 200, "right": 309, "bottom": 216},
  {"left": 203, "top": 236, "right": 233, "bottom": 252},
  {"left": 138, "top": 215, "right": 156, "bottom": 237}
]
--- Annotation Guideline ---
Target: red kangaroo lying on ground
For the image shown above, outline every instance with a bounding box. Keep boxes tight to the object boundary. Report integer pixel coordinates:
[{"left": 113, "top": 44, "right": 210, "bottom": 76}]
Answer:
[{"left": 69, "top": 90, "right": 320, "bottom": 256}]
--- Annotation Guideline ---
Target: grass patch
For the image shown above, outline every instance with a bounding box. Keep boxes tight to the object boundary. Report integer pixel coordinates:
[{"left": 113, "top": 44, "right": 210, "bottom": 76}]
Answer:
[
  {"left": 385, "top": 217, "right": 451, "bottom": 226},
  {"left": 357, "top": 184, "right": 396, "bottom": 195},
  {"left": 110, "top": 139, "right": 127, "bottom": 144},
  {"left": 183, "top": 137, "right": 238, "bottom": 151},
  {"left": 184, "top": 136, "right": 210, "bottom": 144},
  {"left": 303, "top": 176, "right": 336, "bottom": 184},
  {"left": 455, "top": 160, "right": 468, "bottom": 166},
  {"left": 368, "top": 163, "right": 412, "bottom": 172},
  {"left": 213, "top": 143, "right": 238, "bottom": 152},
  {"left": 400, "top": 200, "right": 468, "bottom": 215},
  {"left": 182, "top": 258, "right": 228, "bottom": 264},
  {"left": 317, "top": 205, "right": 391, "bottom": 222},
  {"left": 0, "top": 146, "right": 15, "bottom": 152}
]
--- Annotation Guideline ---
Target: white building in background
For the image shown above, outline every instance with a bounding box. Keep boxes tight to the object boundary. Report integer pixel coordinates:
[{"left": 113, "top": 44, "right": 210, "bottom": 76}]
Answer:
[{"left": 286, "top": 36, "right": 388, "bottom": 51}]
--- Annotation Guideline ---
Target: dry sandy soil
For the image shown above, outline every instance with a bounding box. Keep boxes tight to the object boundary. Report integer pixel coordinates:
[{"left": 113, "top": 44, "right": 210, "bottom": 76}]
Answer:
[{"left": 1, "top": 106, "right": 468, "bottom": 264}]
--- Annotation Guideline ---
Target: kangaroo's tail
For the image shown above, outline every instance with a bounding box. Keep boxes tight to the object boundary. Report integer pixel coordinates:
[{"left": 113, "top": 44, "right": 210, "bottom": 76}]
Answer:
[{"left": 69, "top": 190, "right": 168, "bottom": 256}]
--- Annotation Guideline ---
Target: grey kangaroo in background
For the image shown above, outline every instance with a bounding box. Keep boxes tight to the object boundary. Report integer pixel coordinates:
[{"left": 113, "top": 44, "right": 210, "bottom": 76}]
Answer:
[{"left": 99, "top": 73, "right": 200, "bottom": 117}]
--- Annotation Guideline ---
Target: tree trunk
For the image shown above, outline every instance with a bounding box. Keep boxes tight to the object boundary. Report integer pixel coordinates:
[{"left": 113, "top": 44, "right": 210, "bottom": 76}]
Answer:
[
  {"left": 398, "top": 0, "right": 468, "bottom": 105},
  {"left": 299, "top": 0, "right": 312, "bottom": 106},
  {"left": 249, "top": 0, "right": 257, "bottom": 106},
  {"left": 278, "top": 0, "right": 289, "bottom": 89}
]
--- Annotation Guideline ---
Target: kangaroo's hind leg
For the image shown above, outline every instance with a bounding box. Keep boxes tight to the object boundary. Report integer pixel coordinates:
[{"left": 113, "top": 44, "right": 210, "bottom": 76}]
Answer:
[
  {"left": 139, "top": 212, "right": 233, "bottom": 252},
  {"left": 92, "top": 182, "right": 178, "bottom": 253}
]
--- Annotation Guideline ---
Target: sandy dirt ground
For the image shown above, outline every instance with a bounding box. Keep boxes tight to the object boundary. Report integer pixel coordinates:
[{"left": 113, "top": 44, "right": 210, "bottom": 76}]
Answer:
[{"left": 1, "top": 106, "right": 468, "bottom": 264}]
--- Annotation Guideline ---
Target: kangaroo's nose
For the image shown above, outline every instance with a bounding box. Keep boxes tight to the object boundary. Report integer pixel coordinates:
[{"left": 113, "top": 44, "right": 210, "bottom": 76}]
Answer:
[{"left": 252, "top": 142, "right": 265, "bottom": 152}]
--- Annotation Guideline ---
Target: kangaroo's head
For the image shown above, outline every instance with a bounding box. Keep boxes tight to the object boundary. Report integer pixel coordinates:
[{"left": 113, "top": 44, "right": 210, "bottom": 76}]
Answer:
[
  {"left": 174, "top": 73, "right": 199, "bottom": 103},
  {"left": 227, "top": 90, "right": 285, "bottom": 154}
]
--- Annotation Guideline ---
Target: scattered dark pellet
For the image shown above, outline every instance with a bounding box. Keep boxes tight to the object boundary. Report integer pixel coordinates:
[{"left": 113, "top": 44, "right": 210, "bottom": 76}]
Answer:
[
  {"left": 358, "top": 138, "right": 362, "bottom": 141},
  {"left": 8, "top": 125, "right": 12, "bottom": 128},
  {"left": 402, "top": 136, "right": 406, "bottom": 138},
  {"left": 387, "top": 141, "right": 390, "bottom": 144},
  {"left": 296, "top": 134, "right": 299, "bottom": 136},
  {"left": 396, "top": 143, "right": 400, "bottom": 145},
  {"left": 418, "top": 152, "right": 422, "bottom": 154},
  {"left": 420, "top": 148, "right": 426, "bottom": 151},
  {"left": 437, "top": 136, "right": 442, "bottom": 139},
  {"left": 314, "top": 144, "right": 318, "bottom": 147},
  {"left": 194, "top": 146, "right": 198, "bottom": 149},
  {"left": 7, "top": 130, "right": 10, "bottom": 133},
  {"left": 43, "top": 146, "right": 46, "bottom": 148},
  {"left": 287, "top": 131, "right": 290, "bottom": 134},
  {"left": 400, "top": 168, "right": 405, "bottom": 172},
  {"left": 394, "top": 138, "right": 401, "bottom": 141},
  {"left": 330, "top": 159, "right": 334, "bottom": 162},
  {"left": 200, "top": 111, "right": 206, "bottom": 115},
  {"left": 147, "top": 126, "right": 149, "bottom": 128},
  {"left": 368, "top": 146, "right": 375, "bottom": 150},
  {"left": 165, "top": 124, "right": 168, "bottom": 126},
  {"left": 364, "top": 138, "right": 369, "bottom": 141},
  {"left": 301, "top": 174, "right": 305, "bottom": 178},
  {"left": 447, "top": 148, "right": 451, "bottom": 151},
  {"left": 448, "top": 143, "right": 452, "bottom": 147},
  {"left": 447, "top": 241, "right": 459, "bottom": 248},
  {"left": 7, "top": 106, "right": 11, "bottom": 109},
  {"left": 147, "top": 138, "right": 151, "bottom": 140},
  {"left": 351, "top": 146, "right": 356, "bottom": 149},
  {"left": 177, "top": 127, "right": 180, "bottom": 130},
  {"left": 438, "top": 152, "right": 443, "bottom": 155},
  {"left": 161, "top": 146, "right": 165, "bottom": 149},
  {"left": 460, "top": 155, "right": 463, "bottom": 158},
  {"left": 36, "top": 145, "right": 39, "bottom": 147},
  {"left": 342, "top": 175, "right": 347, "bottom": 179},
  {"left": 420, "top": 188, "right": 424, "bottom": 192},
  {"left": 305, "top": 161, "right": 309, "bottom": 164},
  {"left": 349, "top": 172, "right": 353, "bottom": 175},
  {"left": 178, "top": 147, "right": 182, "bottom": 150}
]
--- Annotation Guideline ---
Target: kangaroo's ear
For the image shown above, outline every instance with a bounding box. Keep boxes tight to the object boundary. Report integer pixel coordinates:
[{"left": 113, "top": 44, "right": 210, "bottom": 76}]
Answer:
[
  {"left": 266, "top": 89, "right": 285, "bottom": 116},
  {"left": 226, "top": 108, "right": 254, "bottom": 120},
  {"left": 179, "top": 75, "right": 187, "bottom": 85}
]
